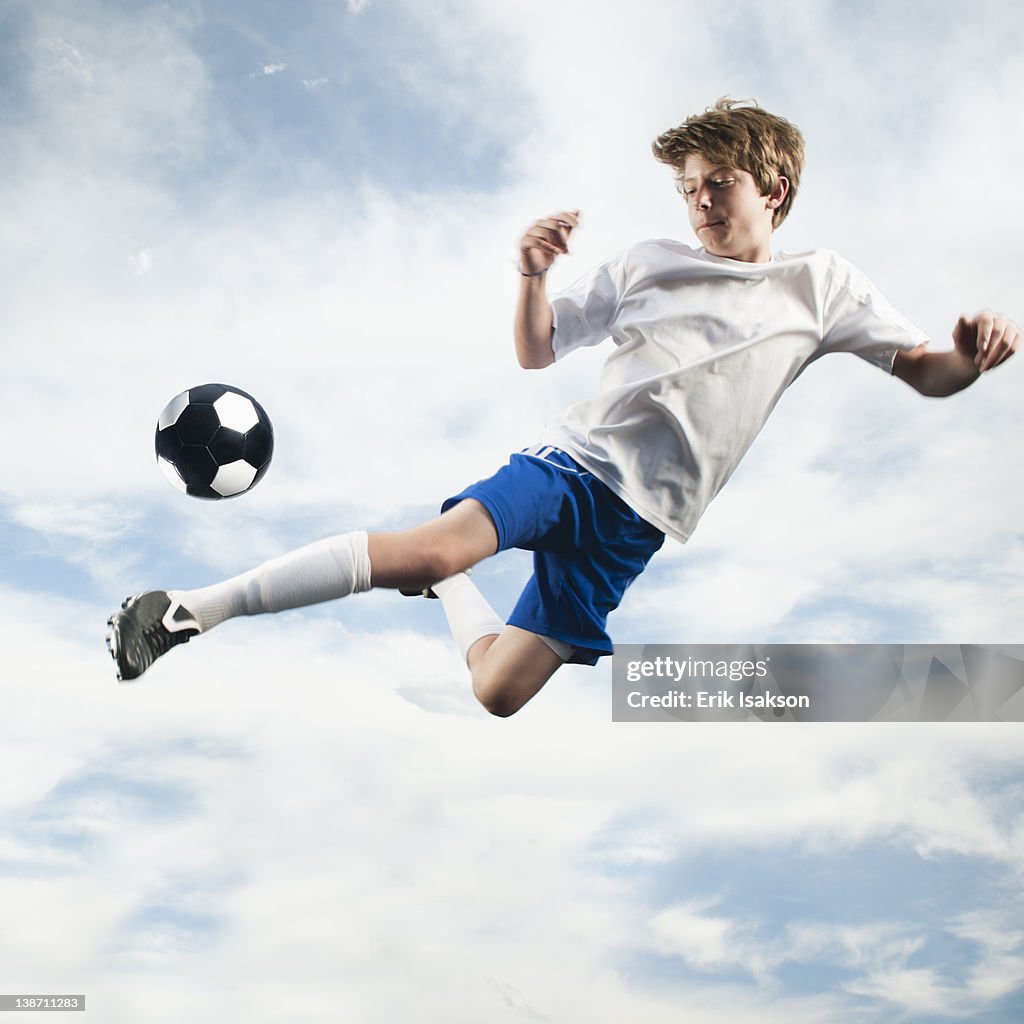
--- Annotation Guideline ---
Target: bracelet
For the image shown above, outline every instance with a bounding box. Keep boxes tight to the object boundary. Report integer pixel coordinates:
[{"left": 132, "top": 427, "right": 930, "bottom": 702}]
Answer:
[{"left": 517, "top": 261, "right": 548, "bottom": 278}]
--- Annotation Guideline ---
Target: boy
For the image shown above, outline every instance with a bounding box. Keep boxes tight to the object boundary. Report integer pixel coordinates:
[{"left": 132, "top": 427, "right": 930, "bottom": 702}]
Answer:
[{"left": 107, "top": 99, "right": 1020, "bottom": 716}]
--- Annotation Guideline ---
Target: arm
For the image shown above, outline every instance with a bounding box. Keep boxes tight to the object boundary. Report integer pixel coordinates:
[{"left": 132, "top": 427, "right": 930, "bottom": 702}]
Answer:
[
  {"left": 513, "top": 210, "right": 580, "bottom": 369},
  {"left": 893, "top": 310, "right": 1020, "bottom": 397}
]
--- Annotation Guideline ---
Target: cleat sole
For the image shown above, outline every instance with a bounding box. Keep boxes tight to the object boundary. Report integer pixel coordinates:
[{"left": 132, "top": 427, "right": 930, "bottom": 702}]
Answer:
[{"left": 104, "top": 591, "right": 196, "bottom": 684}]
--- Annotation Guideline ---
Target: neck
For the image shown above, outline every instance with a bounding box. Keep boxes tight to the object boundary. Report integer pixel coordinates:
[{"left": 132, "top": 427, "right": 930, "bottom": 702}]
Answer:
[{"left": 707, "top": 242, "right": 773, "bottom": 264}]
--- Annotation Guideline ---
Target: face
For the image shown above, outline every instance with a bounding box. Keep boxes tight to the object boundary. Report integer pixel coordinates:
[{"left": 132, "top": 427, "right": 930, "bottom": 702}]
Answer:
[{"left": 682, "top": 153, "right": 786, "bottom": 264}]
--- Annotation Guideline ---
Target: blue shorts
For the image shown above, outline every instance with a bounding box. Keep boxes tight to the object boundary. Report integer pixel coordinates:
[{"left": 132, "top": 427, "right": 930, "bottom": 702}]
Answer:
[{"left": 441, "top": 446, "right": 665, "bottom": 665}]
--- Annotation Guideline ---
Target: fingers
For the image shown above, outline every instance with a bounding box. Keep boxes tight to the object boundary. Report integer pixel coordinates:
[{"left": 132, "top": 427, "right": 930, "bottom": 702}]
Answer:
[
  {"left": 519, "top": 209, "right": 581, "bottom": 274},
  {"left": 962, "top": 309, "right": 1022, "bottom": 372},
  {"left": 952, "top": 315, "right": 970, "bottom": 348}
]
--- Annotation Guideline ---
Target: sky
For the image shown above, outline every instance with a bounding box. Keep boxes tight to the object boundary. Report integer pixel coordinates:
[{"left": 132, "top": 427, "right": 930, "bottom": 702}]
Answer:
[{"left": 1, "top": 0, "right": 1024, "bottom": 1020}]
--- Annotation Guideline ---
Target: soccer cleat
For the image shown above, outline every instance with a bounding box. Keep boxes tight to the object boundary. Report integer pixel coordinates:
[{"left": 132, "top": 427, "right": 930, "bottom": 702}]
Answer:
[
  {"left": 399, "top": 568, "right": 471, "bottom": 600},
  {"left": 106, "top": 591, "right": 200, "bottom": 682}
]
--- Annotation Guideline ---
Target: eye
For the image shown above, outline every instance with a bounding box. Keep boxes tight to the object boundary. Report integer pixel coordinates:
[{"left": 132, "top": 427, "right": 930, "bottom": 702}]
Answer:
[{"left": 712, "top": 178, "right": 735, "bottom": 188}]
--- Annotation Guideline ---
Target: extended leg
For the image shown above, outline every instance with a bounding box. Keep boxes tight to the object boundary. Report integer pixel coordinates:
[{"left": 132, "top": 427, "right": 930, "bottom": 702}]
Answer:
[
  {"left": 106, "top": 497, "right": 569, "bottom": 706},
  {"left": 175, "top": 499, "right": 498, "bottom": 631},
  {"left": 107, "top": 500, "right": 501, "bottom": 682}
]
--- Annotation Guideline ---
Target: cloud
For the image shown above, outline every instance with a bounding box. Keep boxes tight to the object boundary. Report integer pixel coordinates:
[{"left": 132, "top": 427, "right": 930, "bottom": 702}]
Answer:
[
  {"left": 40, "top": 37, "right": 93, "bottom": 81},
  {"left": 648, "top": 900, "right": 759, "bottom": 974},
  {"left": 2, "top": 0, "right": 1024, "bottom": 1020},
  {"left": 637, "top": 885, "right": 1024, "bottom": 1017},
  {"left": 3, "top": 580, "right": 1024, "bottom": 1020}
]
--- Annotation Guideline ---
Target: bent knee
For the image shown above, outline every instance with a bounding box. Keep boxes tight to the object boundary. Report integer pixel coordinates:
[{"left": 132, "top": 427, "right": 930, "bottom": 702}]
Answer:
[
  {"left": 416, "top": 538, "right": 472, "bottom": 584},
  {"left": 472, "top": 672, "right": 528, "bottom": 718},
  {"left": 471, "top": 659, "right": 528, "bottom": 716},
  {"left": 468, "top": 628, "right": 563, "bottom": 717},
  {"left": 472, "top": 658, "right": 555, "bottom": 717}
]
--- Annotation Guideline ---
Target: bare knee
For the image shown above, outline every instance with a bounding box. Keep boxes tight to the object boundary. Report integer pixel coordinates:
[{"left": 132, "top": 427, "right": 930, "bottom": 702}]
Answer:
[
  {"left": 470, "top": 654, "right": 555, "bottom": 718},
  {"left": 395, "top": 500, "right": 498, "bottom": 585},
  {"left": 472, "top": 671, "right": 528, "bottom": 718},
  {"left": 466, "top": 627, "right": 563, "bottom": 717},
  {"left": 416, "top": 537, "right": 471, "bottom": 584},
  {"left": 371, "top": 531, "right": 473, "bottom": 590}
]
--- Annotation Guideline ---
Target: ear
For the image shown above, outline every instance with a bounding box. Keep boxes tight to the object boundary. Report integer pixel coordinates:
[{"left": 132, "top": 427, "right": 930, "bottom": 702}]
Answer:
[{"left": 767, "top": 175, "right": 790, "bottom": 212}]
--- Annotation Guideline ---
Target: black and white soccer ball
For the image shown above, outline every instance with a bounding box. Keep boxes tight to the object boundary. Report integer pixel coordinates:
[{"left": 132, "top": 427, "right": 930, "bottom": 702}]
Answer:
[{"left": 155, "top": 383, "right": 274, "bottom": 499}]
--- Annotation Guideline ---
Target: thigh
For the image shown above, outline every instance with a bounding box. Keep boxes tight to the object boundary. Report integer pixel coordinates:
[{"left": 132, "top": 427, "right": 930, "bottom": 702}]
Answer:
[
  {"left": 367, "top": 499, "right": 499, "bottom": 588},
  {"left": 440, "top": 452, "right": 575, "bottom": 553}
]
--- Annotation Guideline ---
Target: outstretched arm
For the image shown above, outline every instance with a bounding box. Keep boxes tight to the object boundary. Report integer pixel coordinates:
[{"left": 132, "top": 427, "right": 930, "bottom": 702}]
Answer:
[
  {"left": 513, "top": 210, "right": 580, "bottom": 369},
  {"left": 893, "top": 310, "right": 1020, "bottom": 397}
]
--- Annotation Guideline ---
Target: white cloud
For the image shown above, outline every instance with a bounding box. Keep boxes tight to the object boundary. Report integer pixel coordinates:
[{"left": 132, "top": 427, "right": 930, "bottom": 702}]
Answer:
[
  {"left": 648, "top": 900, "right": 759, "bottom": 974},
  {"left": 845, "top": 967, "right": 955, "bottom": 1015},
  {"left": 3, "top": 0, "right": 1024, "bottom": 1019},
  {"left": 786, "top": 920, "right": 926, "bottom": 973},
  {"left": 639, "top": 897, "right": 1024, "bottom": 1017},
  {"left": 24, "top": 7, "right": 207, "bottom": 170},
  {"left": 41, "top": 37, "right": 93, "bottom": 81},
  {"left": 3, "top": 579, "right": 1024, "bottom": 1020}
]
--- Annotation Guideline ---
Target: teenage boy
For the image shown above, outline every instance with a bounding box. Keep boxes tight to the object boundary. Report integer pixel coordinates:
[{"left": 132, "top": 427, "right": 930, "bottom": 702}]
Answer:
[{"left": 107, "top": 99, "right": 1019, "bottom": 716}]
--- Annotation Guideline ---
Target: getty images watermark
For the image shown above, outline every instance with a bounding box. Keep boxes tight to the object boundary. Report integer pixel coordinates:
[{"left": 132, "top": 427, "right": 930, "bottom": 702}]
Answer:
[{"left": 612, "top": 644, "right": 1024, "bottom": 722}]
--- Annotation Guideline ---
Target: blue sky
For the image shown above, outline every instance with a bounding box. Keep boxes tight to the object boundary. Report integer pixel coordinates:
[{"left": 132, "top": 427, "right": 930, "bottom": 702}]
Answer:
[{"left": 2, "top": 0, "right": 1024, "bottom": 1020}]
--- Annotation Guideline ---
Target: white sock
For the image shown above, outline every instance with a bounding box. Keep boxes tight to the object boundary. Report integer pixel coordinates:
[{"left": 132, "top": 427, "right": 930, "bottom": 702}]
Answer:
[
  {"left": 431, "top": 572, "right": 505, "bottom": 664},
  {"left": 172, "top": 530, "right": 372, "bottom": 632}
]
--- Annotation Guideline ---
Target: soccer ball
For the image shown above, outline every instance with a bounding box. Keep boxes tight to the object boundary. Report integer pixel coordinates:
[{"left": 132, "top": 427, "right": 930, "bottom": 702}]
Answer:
[{"left": 155, "top": 383, "right": 274, "bottom": 499}]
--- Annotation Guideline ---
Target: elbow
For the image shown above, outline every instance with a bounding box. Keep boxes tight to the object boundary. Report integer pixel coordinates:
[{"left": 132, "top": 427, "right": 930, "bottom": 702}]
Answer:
[
  {"left": 515, "top": 337, "right": 556, "bottom": 369},
  {"left": 517, "top": 351, "right": 555, "bottom": 370},
  {"left": 898, "top": 373, "right": 946, "bottom": 398},
  {"left": 901, "top": 369, "right": 975, "bottom": 399}
]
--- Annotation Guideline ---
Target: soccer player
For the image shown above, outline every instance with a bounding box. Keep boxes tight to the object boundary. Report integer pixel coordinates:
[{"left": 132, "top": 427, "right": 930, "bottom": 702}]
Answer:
[{"left": 107, "top": 99, "right": 1020, "bottom": 716}]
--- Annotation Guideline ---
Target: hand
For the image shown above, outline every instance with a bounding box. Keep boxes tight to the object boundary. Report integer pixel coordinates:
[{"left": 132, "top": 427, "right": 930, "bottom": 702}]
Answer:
[
  {"left": 518, "top": 210, "right": 580, "bottom": 275},
  {"left": 953, "top": 310, "right": 1021, "bottom": 372}
]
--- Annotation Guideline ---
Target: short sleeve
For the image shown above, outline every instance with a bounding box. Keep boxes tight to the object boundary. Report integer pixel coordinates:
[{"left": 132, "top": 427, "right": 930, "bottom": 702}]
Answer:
[
  {"left": 550, "top": 251, "right": 627, "bottom": 361},
  {"left": 821, "top": 252, "right": 929, "bottom": 372}
]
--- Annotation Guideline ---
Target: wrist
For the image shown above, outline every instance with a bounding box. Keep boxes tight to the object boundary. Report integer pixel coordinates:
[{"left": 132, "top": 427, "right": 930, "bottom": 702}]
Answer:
[
  {"left": 516, "top": 259, "right": 548, "bottom": 278},
  {"left": 952, "top": 346, "right": 982, "bottom": 378}
]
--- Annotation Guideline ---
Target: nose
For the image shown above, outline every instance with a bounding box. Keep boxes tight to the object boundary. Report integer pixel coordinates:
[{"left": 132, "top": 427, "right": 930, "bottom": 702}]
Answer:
[{"left": 690, "top": 184, "right": 712, "bottom": 209}]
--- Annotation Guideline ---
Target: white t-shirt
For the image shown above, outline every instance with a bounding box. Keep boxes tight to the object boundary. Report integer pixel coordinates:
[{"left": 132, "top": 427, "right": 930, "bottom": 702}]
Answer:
[{"left": 537, "top": 240, "right": 928, "bottom": 544}]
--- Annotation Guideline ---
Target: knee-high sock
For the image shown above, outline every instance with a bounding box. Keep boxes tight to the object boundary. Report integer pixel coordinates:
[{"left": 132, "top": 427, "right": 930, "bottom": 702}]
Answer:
[
  {"left": 171, "top": 531, "right": 372, "bottom": 632},
  {"left": 431, "top": 572, "right": 505, "bottom": 664}
]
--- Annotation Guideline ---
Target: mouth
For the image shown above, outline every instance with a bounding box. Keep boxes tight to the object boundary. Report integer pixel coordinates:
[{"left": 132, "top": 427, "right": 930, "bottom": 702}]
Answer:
[{"left": 697, "top": 221, "right": 724, "bottom": 232}]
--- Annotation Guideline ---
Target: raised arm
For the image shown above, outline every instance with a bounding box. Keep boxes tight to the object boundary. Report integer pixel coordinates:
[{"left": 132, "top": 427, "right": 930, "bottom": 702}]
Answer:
[
  {"left": 514, "top": 210, "right": 580, "bottom": 369},
  {"left": 893, "top": 310, "right": 1020, "bottom": 397}
]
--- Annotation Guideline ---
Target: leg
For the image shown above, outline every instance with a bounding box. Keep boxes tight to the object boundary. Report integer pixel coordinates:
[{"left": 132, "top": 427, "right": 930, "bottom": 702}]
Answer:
[
  {"left": 367, "top": 499, "right": 498, "bottom": 590},
  {"left": 466, "top": 626, "right": 567, "bottom": 718},
  {"left": 424, "top": 567, "right": 565, "bottom": 716},
  {"left": 415, "top": 450, "right": 667, "bottom": 716},
  {"left": 176, "top": 499, "right": 497, "bottom": 630},
  {"left": 107, "top": 500, "right": 501, "bottom": 682}
]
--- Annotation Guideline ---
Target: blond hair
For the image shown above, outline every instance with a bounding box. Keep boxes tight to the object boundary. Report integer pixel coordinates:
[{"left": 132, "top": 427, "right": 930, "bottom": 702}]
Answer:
[{"left": 652, "top": 98, "right": 805, "bottom": 228}]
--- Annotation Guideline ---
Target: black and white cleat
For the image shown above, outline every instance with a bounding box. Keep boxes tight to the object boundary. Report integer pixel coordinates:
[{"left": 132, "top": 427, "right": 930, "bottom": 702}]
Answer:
[{"left": 106, "top": 591, "right": 200, "bottom": 682}]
